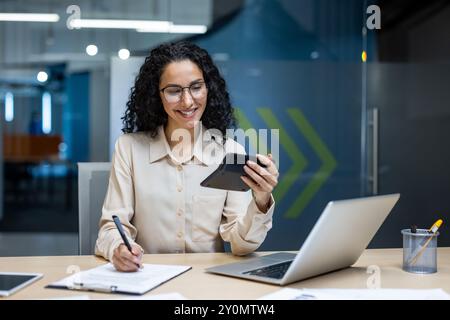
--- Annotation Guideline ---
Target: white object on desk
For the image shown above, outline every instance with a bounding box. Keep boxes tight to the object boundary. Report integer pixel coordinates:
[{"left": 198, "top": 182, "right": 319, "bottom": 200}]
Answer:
[
  {"left": 260, "top": 288, "right": 450, "bottom": 300},
  {"left": 117, "top": 292, "right": 187, "bottom": 300},
  {"left": 45, "top": 295, "right": 91, "bottom": 300},
  {"left": 47, "top": 263, "right": 191, "bottom": 295}
]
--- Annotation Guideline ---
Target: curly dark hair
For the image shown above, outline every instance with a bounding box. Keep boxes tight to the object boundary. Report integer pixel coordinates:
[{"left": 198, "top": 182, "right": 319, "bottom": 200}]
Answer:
[{"left": 122, "top": 41, "right": 236, "bottom": 138}]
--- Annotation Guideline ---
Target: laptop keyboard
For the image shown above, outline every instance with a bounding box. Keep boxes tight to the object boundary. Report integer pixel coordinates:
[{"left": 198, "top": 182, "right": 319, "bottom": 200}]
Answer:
[{"left": 243, "top": 260, "right": 293, "bottom": 279}]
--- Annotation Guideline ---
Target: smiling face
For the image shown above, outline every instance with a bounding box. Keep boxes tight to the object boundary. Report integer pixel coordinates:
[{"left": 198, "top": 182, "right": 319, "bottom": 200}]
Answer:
[{"left": 159, "top": 60, "right": 207, "bottom": 133}]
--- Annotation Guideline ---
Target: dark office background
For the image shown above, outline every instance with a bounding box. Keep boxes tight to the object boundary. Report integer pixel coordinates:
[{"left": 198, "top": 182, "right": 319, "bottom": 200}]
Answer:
[{"left": 0, "top": 0, "right": 449, "bottom": 255}]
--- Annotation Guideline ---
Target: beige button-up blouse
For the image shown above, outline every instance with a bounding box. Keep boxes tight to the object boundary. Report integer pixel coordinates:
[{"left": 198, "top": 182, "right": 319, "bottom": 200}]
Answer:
[{"left": 95, "top": 126, "right": 275, "bottom": 261}]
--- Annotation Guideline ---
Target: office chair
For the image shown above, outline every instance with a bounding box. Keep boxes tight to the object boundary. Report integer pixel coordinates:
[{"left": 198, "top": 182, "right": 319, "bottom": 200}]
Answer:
[{"left": 78, "top": 162, "right": 111, "bottom": 255}]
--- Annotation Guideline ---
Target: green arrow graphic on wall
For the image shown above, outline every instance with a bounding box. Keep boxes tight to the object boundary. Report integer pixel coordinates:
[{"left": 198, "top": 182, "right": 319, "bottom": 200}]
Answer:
[
  {"left": 284, "top": 108, "right": 337, "bottom": 218},
  {"left": 257, "top": 108, "right": 308, "bottom": 203},
  {"left": 235, "top": 107, "right": 337, "bottom": 219},
  {"left": 235, "top": 108, "right": 308, "bottom": 202}
]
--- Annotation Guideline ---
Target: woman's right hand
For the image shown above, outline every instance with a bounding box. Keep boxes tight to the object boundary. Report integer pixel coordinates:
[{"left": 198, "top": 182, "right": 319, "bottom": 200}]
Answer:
[{"left": 112, "top": 244, "right": 143, "bottom": 272}]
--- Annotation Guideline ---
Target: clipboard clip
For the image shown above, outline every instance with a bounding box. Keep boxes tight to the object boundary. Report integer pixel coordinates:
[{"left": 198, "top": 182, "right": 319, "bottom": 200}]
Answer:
[{"left": 71, "top": 282, "right": 118, "bottom": 293}]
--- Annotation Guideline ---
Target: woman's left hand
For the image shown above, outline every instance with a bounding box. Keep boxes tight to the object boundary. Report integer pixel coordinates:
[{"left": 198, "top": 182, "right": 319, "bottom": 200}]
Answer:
[{"left": 241, "top": 154, "right": 279, "bottom": 212}]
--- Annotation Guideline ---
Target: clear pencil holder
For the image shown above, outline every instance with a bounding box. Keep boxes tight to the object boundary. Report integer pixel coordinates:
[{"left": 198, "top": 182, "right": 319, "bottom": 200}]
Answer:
[{"left": 401, "top": 229, "right": 439, "bottom": 274}]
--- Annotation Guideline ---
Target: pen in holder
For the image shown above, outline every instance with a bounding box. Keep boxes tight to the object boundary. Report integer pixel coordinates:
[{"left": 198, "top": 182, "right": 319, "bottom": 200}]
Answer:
[{"left": 401, "top": 229, "right": 439, "bottom": 274}]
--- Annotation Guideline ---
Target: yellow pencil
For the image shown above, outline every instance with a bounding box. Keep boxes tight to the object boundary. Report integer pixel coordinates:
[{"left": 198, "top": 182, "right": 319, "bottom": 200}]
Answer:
[{"left": 409, "top": 219, "right": 443, "bottom": 266}]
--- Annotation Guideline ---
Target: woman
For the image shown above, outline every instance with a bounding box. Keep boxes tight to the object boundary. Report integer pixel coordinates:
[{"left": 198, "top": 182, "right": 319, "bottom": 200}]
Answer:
[{"left": 95, "top": 41, "right": 279, "bottom": 272}]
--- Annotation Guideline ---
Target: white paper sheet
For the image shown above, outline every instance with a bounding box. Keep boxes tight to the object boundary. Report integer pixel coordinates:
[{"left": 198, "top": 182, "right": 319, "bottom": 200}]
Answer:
[
  {"left": 259, "top": 288, "right": 450, "bottom": 300},
  {"left": 48, "top": 263, "right": 191, "bottom": 295},
  {"left": 46, "top": 292, "right": 187, "bottom": 300},
  {"left": 117, "top": 292, "right": 188, "bottom": 300},
  {"left": 45, "top": 295, "right": 91, "bottom": 300}
]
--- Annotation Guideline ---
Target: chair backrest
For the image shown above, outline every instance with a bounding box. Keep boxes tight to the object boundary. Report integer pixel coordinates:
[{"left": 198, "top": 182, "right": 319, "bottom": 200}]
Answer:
[{"left": 78, "top": 162, "right": 111, "bottom": 255}]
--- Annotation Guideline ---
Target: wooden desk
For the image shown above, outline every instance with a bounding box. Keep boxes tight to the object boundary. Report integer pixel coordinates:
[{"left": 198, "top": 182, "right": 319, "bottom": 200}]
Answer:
[{"left": 1, "top": 248, "right": 449, "bottom": 300}]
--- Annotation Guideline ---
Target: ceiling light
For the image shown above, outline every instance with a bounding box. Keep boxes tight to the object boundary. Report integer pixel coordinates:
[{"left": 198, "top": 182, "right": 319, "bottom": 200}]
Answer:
[
  {"left": 5, "top": 92, "right": 14, "bottom": 122},
  {"left": 70, "top": 19, "right": 170, "bottom": 30},
  {"left": 0, "top": 13, "right": 59, "bottom": 22},
  {"left": 42, "top": 92, "right": 52, "bottom": 134},
  {"left": 86, "top": 44, "right": 98, "bottom": 56},
  {"left": 169, "top": 24, "right": 207, "bottom": 34},
  {"left": 118, "top": 49, "right": 130, "bottom": 60},
  {"left": 65, "top": 18, "right": 207, "bottom": 34},
  {"left": 37, "top": 71, "right": 48, "bottom": 82},
  {"left": 137, "top": 23, "right": 207, "bottom": 34}
]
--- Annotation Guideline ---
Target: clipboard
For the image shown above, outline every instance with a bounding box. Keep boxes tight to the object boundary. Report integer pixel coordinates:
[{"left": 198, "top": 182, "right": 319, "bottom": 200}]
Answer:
[
  {"left": 47, "top": 282, "right": 122, "bottom": 294},
  {"left": 46, "top": 263, "right": 191, "bottom": 295},
  {"left": 200, "top": 153, "right": 267, "bottom": 192}
]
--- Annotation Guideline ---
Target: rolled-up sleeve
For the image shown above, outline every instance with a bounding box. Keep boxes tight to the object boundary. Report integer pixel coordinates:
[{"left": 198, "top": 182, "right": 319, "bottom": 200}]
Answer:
[
  {"left": 95, "top": 136, "right": 142, "bottom": 261},
  {"left": 219, "top": 190, "right": 275, "bottom": 256}
]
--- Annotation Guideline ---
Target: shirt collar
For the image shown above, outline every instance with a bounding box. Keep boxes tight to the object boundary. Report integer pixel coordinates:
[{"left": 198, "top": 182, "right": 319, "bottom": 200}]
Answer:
[{"left": 148, "top": 126, "right": 170, "bottom": 163}]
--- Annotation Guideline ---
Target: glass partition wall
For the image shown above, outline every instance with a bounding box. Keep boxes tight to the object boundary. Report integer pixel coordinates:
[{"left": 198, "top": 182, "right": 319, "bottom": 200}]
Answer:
[{"left": 1, "top": 0, "right": 449, "bottom": 254}]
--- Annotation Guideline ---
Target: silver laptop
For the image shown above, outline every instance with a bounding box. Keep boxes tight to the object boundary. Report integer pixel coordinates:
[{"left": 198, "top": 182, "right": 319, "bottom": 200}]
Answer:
[{"left": 206, "top": 193, "right": 400, "bottom": 285}]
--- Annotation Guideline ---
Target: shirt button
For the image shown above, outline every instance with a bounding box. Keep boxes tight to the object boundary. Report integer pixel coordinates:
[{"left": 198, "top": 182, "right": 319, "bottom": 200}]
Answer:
[
  {"left": 177, "top": 186, "right": 183, "bottom": 192},
  {"left": 177, "top": 209, "right": 183, "bottom": 216},
  {"left": 177, "top": 165, "right": 183, "bottom": 171},
  {"left": 177, "top": 232, "right": 183, "bottom": 238}
]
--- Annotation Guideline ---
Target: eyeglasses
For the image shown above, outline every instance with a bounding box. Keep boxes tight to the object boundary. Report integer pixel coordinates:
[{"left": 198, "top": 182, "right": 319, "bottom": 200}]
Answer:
[{"left": 160, "top": 81, "right": 207, "bottom": 103}]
